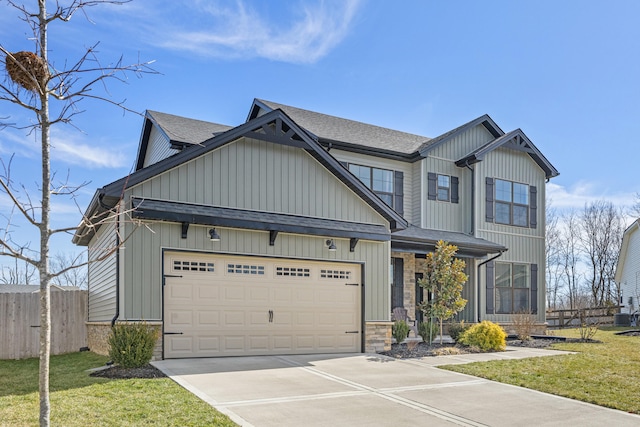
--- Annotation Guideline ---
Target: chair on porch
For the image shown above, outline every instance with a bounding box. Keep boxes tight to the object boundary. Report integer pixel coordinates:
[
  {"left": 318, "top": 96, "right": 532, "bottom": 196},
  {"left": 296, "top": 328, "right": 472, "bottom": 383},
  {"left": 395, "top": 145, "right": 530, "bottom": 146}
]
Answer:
[{"left": 392, "top": 307, "right": 418, "bottom": 338}]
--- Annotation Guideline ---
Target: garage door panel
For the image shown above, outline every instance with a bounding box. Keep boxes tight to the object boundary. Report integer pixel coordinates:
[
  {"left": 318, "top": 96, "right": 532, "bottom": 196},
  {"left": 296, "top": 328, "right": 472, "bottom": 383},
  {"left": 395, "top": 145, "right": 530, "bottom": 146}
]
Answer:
[
  {"left": 164, "top": 253, "right": 361, "bottom": 358},
  {"left": 197, "top": 311, "right": 220, "bottom": 326}
]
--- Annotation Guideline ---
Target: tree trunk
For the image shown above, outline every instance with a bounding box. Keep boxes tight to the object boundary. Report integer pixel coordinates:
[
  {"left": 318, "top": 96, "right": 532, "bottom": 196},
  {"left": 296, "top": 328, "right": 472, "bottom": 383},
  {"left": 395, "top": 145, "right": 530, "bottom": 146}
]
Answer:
[{"left": 38, "top": 1, "right": 52, "bottom": 425}]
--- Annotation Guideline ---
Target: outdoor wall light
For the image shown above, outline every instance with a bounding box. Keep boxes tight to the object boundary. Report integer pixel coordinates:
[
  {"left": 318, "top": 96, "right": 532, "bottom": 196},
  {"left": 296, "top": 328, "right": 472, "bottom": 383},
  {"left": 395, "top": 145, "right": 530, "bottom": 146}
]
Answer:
[
  {"left": 326, "top": 239, "right": 337, "bottom": 251},
  {"left": 209, "top": 228, "right": 221, "bottom": 242}
]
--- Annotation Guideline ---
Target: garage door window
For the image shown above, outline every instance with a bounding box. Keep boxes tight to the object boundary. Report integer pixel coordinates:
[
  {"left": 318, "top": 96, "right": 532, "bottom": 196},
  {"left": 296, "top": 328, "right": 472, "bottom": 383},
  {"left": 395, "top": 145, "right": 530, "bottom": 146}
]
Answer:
[
  {"left": 276, "top": 266, "right": 311, "bottom": 277},
  {"left": 227, "top": 264, "right": 265, "bottom": 275},
  {"left": 173, "top": 260, "right": 215, "bottom": 272},
  {"left": 320, "top": 269, "right": 352, "bottom": 280}
]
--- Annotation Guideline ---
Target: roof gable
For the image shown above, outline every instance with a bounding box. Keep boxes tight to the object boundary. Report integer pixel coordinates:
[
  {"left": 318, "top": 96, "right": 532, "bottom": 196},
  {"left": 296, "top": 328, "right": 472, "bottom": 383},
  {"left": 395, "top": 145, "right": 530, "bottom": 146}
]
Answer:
[
  {"left": 75, "top": 109, "right": 407, "bottom": 245},
  {"left": 418, "top": 114, "right": 504, "bottom": 155},
  {"left": 455, "top": 128, "right": 560, "bottom": 179},
  {"left": 134, "top": 110, "right": 232, "bottom": 171},
  {"left": 250, "top": 99, "right": 429, "bottom": 159}
]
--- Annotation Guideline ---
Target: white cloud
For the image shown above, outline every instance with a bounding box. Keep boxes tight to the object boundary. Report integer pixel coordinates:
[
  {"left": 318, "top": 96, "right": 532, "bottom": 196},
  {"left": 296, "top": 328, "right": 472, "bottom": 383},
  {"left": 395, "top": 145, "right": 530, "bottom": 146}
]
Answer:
[
  {"left": 50, "top": 134, "right": 128, "bottom": 169},
  {"left": 547, "top": 181, "right": 635, "bottom": 211},
  {"left": 156, "top": 0, "right": 362, "bottom": 64}
]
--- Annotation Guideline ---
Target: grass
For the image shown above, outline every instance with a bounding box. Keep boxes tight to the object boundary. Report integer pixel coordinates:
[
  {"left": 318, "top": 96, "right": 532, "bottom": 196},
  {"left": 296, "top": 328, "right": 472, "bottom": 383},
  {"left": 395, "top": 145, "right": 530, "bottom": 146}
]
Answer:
[
  {"left": 443, "top": 327, "right": 640, "bottom": 414},
  {"left": 0, "top": 352, "right": 237, "bottom": 426}
]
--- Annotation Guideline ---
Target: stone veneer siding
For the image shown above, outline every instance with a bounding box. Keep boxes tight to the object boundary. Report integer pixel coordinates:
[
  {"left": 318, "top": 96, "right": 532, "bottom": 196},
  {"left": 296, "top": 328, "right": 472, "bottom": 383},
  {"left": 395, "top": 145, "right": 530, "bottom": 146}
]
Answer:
[
  {"left": 365, "top": 322, "right": 392, "bottom": 352},
  {"left": 86, "top": 321, "right": 163, "bottom": 361}
]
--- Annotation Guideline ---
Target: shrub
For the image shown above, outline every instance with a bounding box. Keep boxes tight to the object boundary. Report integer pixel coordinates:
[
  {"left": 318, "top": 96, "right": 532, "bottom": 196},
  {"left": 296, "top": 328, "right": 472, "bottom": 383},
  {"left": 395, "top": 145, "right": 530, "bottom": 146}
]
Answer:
[
  {"left": 459, "top": 321, "right": 507, "bottom": 352},
  {"left": 418, "top": 320, "right": 439, "bottom": 343},
  {"left": 108, "top": 321, "right": 159, "bottom": 368},
  {"left": 512, "top": 311, "right": 536, "bottom": 340},
  {"left": 447, "top": 320, "right": 471, "bottom": 342},
  {"left": 392, "top": 320, "right": 410, "bottom": 343}
]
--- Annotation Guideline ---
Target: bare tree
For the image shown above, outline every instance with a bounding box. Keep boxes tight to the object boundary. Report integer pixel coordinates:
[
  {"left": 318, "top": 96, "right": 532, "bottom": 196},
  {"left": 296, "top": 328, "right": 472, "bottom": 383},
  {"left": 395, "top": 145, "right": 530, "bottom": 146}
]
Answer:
[
  {"left": 629, "top": 192, "right": 640, "bottom": 219},
  {"left": 545, "top": 200, "right": 562, "bottom": 309},
  {"left": 50, "top": 251, "right": 87, "bottom": 288},
  {"left": 580, "top": 200, "right": 624, "bottom": 307},
  {"left": 559, "top": 210, "right": 581, "bottom": 309},
  {"left": 0, "top": 256, "right": 37, "bottom": 284},
  {"left": 0, "top": 2, "right": 155, "bottom": 425}
]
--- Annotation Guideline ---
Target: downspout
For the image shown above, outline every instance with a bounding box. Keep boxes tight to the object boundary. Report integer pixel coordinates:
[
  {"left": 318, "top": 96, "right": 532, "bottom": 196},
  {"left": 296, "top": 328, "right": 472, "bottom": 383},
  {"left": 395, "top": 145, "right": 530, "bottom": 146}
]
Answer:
[
  {"left": 97, "top": 193, "right": 120, "bottom": 327},
  {"left": 111, "top": 217, "right": 120, "bottom": 327},
  {"left": 464, "top": 160, "right": 474, "bottom": 234},
  {"left": 476, "top": 250, "right": 505, "bottom": 323}
]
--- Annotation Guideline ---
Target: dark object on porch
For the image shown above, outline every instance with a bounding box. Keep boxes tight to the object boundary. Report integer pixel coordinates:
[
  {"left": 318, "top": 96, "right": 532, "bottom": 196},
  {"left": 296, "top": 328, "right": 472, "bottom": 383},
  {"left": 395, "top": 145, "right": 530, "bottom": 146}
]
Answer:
[
  {"left": 614, "top": 313, "right": 630, "bottom": 327},
  {"left": 392, "top": 307, "right": 418, "bottom": 337}
]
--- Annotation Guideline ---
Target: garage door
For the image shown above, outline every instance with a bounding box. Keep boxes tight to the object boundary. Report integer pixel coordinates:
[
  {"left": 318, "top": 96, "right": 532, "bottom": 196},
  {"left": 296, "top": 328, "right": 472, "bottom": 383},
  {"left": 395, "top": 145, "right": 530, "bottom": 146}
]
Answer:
[{"left": 163, "top": 252, "right": 362, "bottom": 358}]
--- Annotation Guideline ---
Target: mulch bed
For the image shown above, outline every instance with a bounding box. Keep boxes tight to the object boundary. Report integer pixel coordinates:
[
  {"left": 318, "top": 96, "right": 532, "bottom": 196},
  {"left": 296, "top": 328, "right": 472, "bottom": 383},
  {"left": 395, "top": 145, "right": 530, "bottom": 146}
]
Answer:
[
  {"left": 90, "top": 364, "right": 167, "bottom": 379},
  {"left": 379, "top": 337, "right": 601, "bottom": 359}
]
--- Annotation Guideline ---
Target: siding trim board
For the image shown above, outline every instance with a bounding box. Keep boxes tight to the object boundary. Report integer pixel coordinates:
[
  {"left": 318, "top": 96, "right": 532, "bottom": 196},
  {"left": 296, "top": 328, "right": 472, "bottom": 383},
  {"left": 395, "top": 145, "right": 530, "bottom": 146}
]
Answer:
[{"left": 131, "top": 197, "right": 391, "bottom": 241}]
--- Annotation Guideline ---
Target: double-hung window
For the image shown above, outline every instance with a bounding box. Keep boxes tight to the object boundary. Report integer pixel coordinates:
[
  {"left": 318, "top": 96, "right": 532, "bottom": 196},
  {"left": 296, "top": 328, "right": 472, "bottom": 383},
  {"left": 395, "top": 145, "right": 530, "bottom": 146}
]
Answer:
[
  {"left": 349, "top": 164, "right": 394, "bottom": 207},
  {"left": 495, "top": 179, "right": 529, "bottom": 227},
  {"left": 437, "top": 175, "right": 450, "bottom": 202},
  {"left": 495, "top": 262, "right": 529, "bottom": 313}
]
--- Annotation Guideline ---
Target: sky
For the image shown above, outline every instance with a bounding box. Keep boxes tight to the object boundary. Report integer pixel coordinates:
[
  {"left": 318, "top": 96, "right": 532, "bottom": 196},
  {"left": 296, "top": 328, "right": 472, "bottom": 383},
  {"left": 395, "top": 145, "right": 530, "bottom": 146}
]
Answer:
[{"left": 1, "top": 0, "right": 640, "bottom": 274}]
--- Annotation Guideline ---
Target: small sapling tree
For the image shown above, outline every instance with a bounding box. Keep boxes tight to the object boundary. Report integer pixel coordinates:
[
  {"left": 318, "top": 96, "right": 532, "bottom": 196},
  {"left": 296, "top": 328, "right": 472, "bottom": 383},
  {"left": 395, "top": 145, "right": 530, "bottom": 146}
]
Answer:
[{"left": 418, "top": 240, "right": 468, "bottom": 344}]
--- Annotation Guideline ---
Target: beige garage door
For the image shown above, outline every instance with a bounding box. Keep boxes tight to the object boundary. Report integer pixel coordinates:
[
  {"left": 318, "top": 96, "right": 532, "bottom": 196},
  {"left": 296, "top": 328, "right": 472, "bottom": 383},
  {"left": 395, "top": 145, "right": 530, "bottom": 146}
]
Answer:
[{"left": 163, "top": 252, "right": 362, "bottom": 358}]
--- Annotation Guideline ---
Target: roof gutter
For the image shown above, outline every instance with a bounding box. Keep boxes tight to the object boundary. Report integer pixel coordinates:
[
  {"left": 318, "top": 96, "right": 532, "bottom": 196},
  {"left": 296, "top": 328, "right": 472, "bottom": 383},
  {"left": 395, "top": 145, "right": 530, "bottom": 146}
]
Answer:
[{"left": 476, "top": 250, "right": 506, "bottom": 323}]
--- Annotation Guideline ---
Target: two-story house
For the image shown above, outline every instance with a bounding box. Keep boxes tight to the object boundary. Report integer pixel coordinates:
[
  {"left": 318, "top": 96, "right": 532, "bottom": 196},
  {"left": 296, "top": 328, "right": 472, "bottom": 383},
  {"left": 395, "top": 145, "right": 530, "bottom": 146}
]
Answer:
[{"left": 73, "top": 98, "right": 558, "bottom": 359}]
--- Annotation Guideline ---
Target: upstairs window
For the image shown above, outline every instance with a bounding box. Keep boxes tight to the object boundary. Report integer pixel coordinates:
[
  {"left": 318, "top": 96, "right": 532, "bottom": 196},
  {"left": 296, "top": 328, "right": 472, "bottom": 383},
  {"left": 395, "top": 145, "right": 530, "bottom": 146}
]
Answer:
[
  {"left": 437, "top": 174, "right": 451, "bottom": 202},
  {"left": 495, "top": 179, "right": 529, "bottom": 227},
  {"left": 427, "top": 172, "right": 459, "bottom": 203},
  {"left": 349, "top": 164, "right": 394, "bottom": 207}
]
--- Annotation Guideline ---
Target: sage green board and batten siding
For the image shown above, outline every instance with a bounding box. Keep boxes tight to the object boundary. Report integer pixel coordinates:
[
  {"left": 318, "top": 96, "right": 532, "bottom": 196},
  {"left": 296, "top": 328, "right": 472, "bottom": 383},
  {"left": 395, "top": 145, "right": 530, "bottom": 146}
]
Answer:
[
  {"left": 119, "top": 222, "right": 390, "bottom": 322},
  {"left": 426, "top": 124, "right": 496, "bottom": 161},
  {"left": 412, "top": 161, "right": 422, "bottom": 226},
  {"left": 419, "top": 124, "right": 495, "bottom": 232},
  {"left": 421, "top": 156, "right": 465, "bottom": 232},
  {"left": 132, "top": 137, "right": 388, "bottom": 224},
  {"left": 330, "top": 149, "right": 414, "bottom": 224},
  {"left": 475, "top": 147, "right": 547, "bottom": 239},
  {"left": 87, "top": 217, "right": 117, "bottom": 322},
  {"left": 474, "top": 148, "right": 547, "bottom": 323},
  {"left": 120, "top": 136, "right": 391, "bottom": 320},
  {"left": 143, "top": 125, "right": 178, "bottom": 168}
]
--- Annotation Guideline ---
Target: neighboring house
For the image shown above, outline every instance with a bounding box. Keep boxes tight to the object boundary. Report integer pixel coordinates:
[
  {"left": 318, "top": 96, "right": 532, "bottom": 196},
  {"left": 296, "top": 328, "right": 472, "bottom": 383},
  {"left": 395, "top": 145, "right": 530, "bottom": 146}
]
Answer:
[
  {"left": 615, "top": 219, "right": 640, "bottom": 314},
  {"left": 73, "top": 98, "right": 559, "bottom": 359}
]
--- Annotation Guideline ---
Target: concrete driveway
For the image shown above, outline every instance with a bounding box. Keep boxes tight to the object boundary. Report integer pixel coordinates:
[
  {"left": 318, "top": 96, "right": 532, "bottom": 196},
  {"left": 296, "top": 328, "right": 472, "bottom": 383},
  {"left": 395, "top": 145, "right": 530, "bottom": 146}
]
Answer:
[{"left": 153, "top": 348, "right": 640, "bottom": 427}]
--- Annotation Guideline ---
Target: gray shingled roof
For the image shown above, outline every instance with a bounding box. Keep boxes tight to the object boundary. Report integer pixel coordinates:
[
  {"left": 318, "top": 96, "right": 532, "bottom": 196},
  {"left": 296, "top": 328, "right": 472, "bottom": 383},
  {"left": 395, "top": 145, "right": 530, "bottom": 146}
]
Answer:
[
  {"left": 147, "top": 110, "right": 232, "bottom": 145},
  {"left": 256, "top": 99, "right": 430, "bottom": 154},
  {"left": 392, "top": 225, "right": 506, "bottom": 257}
]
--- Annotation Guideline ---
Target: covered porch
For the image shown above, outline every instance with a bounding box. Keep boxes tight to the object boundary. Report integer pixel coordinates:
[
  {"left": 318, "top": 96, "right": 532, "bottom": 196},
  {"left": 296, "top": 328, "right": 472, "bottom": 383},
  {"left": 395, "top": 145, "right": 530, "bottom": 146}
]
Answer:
[{"left": 390, "top": 225, "right": 506, "bottom": 326}]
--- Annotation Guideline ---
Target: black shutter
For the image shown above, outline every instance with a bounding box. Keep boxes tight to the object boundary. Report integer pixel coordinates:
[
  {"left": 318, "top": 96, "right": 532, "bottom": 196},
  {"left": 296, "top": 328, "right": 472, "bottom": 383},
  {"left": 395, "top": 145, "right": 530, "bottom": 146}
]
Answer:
[
  {"left": 530, "top": 264, "right": 538, "bottom": 314},
  {"left": 394, "top": 171, "right": 404, "bottom": 216},
  {"left": 427, "top": 172, "right": 437, "bottom": 200},
  {"left": 486, "top": 261, "right": 495, "bottom": 314},
  {"left": 485, "top": 177, "right": 494, "bottom": 223},
  {"left": 391, "top": 258, "right": 404, "bottom": 309},
  {"left": 451, "top": 176, "right": 459, "bottom": 204},
  {"left": 529, "top": 186, "right": 537, "bottom": 229}
]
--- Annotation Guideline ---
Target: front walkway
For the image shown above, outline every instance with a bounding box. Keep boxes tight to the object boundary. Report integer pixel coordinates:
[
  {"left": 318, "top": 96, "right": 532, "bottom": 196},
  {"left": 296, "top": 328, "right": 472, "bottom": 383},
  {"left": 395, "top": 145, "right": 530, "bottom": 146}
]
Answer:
[{"left": 153, "top": 348, "right": 640, "bottom": 427}]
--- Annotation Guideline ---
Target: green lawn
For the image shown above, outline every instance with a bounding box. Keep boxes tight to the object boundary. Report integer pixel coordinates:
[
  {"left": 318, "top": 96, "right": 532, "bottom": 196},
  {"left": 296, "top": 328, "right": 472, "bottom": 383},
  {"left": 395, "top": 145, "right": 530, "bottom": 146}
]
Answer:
[
  {"left": 0, "top": 352, "right": 237, "bottom": 426},
  {"left": 443, "top": 327, "right": 640, "bottom": 414}
]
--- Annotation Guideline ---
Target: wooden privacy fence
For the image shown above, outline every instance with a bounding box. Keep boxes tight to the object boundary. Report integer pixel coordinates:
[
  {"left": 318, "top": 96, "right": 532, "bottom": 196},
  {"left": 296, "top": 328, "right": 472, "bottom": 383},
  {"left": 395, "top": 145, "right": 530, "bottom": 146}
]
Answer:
[
  {"left": 546, "top": 306, "right": 620, "bottom": 329},
  {"left": 0, "top": 290, "right": 87, "bottom": 359}
]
